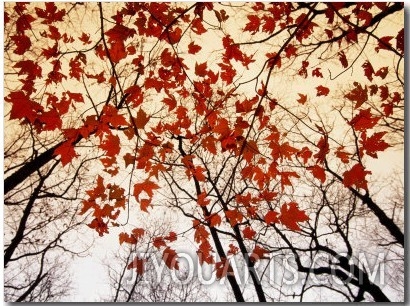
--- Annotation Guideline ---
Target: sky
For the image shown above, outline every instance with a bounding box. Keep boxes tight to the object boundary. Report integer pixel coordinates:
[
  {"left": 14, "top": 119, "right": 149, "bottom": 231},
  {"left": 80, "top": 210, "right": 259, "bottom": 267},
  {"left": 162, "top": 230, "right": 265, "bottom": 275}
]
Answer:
[{"left": 1, "top": 1, "right": 408, "bottom": 303}]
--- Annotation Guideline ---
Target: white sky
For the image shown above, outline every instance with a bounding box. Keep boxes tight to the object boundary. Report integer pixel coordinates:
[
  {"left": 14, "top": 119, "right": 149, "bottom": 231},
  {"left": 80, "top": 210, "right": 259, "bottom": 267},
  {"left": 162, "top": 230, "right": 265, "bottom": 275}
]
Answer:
[{"left": 1, "top": 1, "right": 408, "bottom": 303}]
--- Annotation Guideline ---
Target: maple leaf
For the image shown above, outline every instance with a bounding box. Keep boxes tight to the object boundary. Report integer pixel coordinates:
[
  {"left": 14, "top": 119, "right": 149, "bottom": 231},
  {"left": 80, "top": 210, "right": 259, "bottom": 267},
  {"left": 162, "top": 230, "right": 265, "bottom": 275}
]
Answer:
[
  {"left": 99, "top": 133, "right": 120, "bottom": 157},
  {"left": 194, "top": 224, "right": 209, "bottom": 244},
  {"left": 362, "top": 61, "right": 374, "bottom": 81},
  {"left": 215, "top": 257, "right": 234, "bottom": 279},
  {"left": 360, "top": 131, "right": 390, "bottom": 158},
  {"left": 13, "top": 60, "right": 42, "bottom": 79},
  {"left": 54, "top": 141, "right": 78, "bottom": 166},
  {"left": 279, "top": 202, "right": 309, "bottom": 231},
  {"left": 396, "top": 28, "right": 404, "bottom": 54},
  {"left": 37, "top": 108, "right": 62, "bottom": 131},
  {"left": 5, "top": 91, "right": 44, "bottom": 123},
  {"left": 242, "top": 226, "right": 256, "bottom": 239},
  {"left": 188, "top": 41, "right": 201, "bottom": 54},
  {"left": 197, "top": 192, "right": 210, "bottom": 207},
  {"left": 123, "top": 153, "right": 136, "bottom": 167},
  {"left": 350, "top": 108, "right": 380, "bottom": 131},
  {"left": 201, "top": 135, "right": 218, "bottom": 155},
  {"left": 250, "top": 245, "right": 269, "bottom": 263},
  {"left": 225, "top": 209, "right": 243, "bottom": 227},
  {"left": 297, "top": 146, "right": 312, "bottom": 164},
  {"left": 132, "top": 228, "right": 145, "bottom": 240},
  {"left": 78, "top": 32, "right": 92, "bottom": 45},
  {"left": 195, "top": 61, "right": 208, "bottom": 77},
  {"left": 133, "top": 179, "right": 159, "bottom": 201},
  {"left": 262, "top": 15, "right": 276, "bottom": 33},
  {"left": 335, "top": 146, "right": 351, "bottom": 163},
  {"left": 244, "top": 15, "right": 260, "bottom": 33},
  {"left": 165, "top": 231, "right": 177, "bottom": 242},
  {"left": 307, "top": 165, "right": 326, "bottom": 183},
  {"left": 197, "top": 240, "right": 214, "bottom": 265},
  {"left": 343, "top": 163, "right": 372, "bottom": 191},
  {"left": 209, "top": 213, "right": 222, "bottom": 227},
  {"left": 338, "top": 51, "right": 348, "bottom": 68},
  {"left": 153, "top": 237, "right": 166, "bottom": 249},
  {"left": 345, "top": 82, "right": 368, "bottom": 109},
  {"left": 375, "top": 36, "right": 394, "bottom": 52},
  {"left": 312, "top": 68, "right": 323, "bottom": 78},
  {"left": 88, "top": 217, "right": 109, "bottom": 236},
  {"left": 163, "top": 247, "right": 179, "bottom": 270},
  {"left": 35, "top": 2, "right": 66, "bottom": 24},
  {"left": 374, "top": 67, "right": 388, "bottom": 79},
  {"left": 140, "top": 199, "right": 151, "bottom": 212},
  {"left": 11, "top": 34, "right": 31, "bottom": 55},
  {"left": 313, "top": 136, "right": 329, "bottom": 164},
  {"left": 105, "top": 24, "right": 136, "bottom": 42},
  {"left": 297, "top": 93, "right": 307, "bottom": 104},
  {"left": 127, "top": 257, "right": 146, "bottom": 275},
  {"left": 108, "top": 41, "right": 127, "bottom": 63},
  {"left": 16, "top": 13, "right": 36, "bottom": 33},
  {"left": 316, "top": 85, "right": 330, "bottom": 97},
  {"left": 264, "top": 210, "right": 279, "bottom": 225},
  {"left": 134, "top": 108, "right": 150, "bottom": 129},
  {"left": 119, "top": 232, "right": 137, "bottom": 245},
  {"left": 191, "top": 18, "right": 207, "bottom": 34},
  {"left": 356, "top": 10, "right": 372, "bottom": 26}
]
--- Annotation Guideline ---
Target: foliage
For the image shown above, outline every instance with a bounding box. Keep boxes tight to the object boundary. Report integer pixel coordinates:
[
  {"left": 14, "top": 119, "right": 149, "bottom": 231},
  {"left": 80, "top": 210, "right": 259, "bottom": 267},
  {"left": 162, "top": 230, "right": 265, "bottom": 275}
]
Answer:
[{"left": 4, "top": 2, "right": 404, "bottom": 302}]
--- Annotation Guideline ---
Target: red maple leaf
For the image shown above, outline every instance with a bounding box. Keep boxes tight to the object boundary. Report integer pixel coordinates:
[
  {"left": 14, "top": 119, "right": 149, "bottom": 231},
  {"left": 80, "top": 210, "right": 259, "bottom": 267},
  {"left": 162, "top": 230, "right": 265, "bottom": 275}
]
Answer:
[
  {"left": 127, "top": 257, "right": 146, "bottom": 275},
  {"left": 312, "top": 68, "right": 323, "bottom": 78},
  {"left": 360, "top": 131, "right": 390, "bottom": 158},
  {"left": 195, "top": 61, "right": 208, "bottom": 77},
  {"left": 313, "top": 136, "right": 329, "bottom": 163},
  {"left": 163, "top": 247, "right": 179, "bottom": 270},
  {"left": 279, "top": 202, "right": 309, "bottom": 231},
  {"left": 69, "top": 57, "right": 83, "bottom": 81},
  {"left": 209, "top": 213, "right": 222, "bottom": 227},
  {"left": 265, "top": 210, "right": 279, "bottom": 225},
  {"left": 345, "top": 82, "right": 368, "bottom": 109},
  {"left": 335, "top": 146, "right": 351, "bottom": 164},
  {"left": 188, "top": 41, "right": 201, "bottom": 54},
  {"left": 225, "top": 209, "right": 243, "bottom": 227},
  {"left": 244, "top": 15, "right": 260, "bottom": 33},
  {"left": 5, "top": 91, "right": 44, "bottom": 123},
  {"left": 99, "top": 133, "right": 120, "bottom": 157},
  {"left": 88, "top": 217, "right": 109, "bottom": 236},
  {"left": 16, "top": 14, "right": 36, "bottom": 33},
  {"left": 242, "top": 226, "right": 256, "bottom": 239},
  {"left": 133, "top": 179, "right": 159, "bottom": 201},
  {"left": 191, "top": 18, "right": 207, "bottom": 34},
  {"left": 215, "top": 257, "right": 234, "bottom": 279},
  {"left": 13, "top": 60, "right": 42, "bottom": 79},
  {"left": 362, "top": 61, "right": 374, "bottom": 81},
  {"left": 350, "top": 108, "right": 380, "bottom": 131},
  {"left": 54, "top": 140, "right": 78, "bottom": 166},
  {"left": 153, "top": 237, "right": 166, "bottom": 249},
  {"left": 119, "top": 232, "right": 137, "bottom": 245},
  {"left": 134, "top": 108, "right": 150, "bottom": 129},
  {"left": 35, "top": 2, "right": 66, "bottom": 24},
  {"left": 11, "top": 34, "right": 31, "bottom": 55},
  {"left": 396, "top": 28, "right": 404, "bottom": 54},
  {"left": 343, "top": 163, "right": 372, "bottom": 191},
  {"left": 297, "top": 93, "right": 307, "bottom": 104},
  {"left": 375, "top": 36, "right": 394, "bottom": 52},
  {"left": 105, "top": 24, "right": 136, "bottom": 42},
  {"left": 307, "top": 165, "right": 326, "bottom": 183},
  {"left": 250, "top": 245, "right": 269, "bottom": 263},
  {"left": 338, "top": 51, "right": 348, "bottom": 68},
  {"left": 316, "top": 85, "right": 330, "bottom": 97},
  {"left": 78, "top": 32, "right": 92, "bottom": 45}
]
